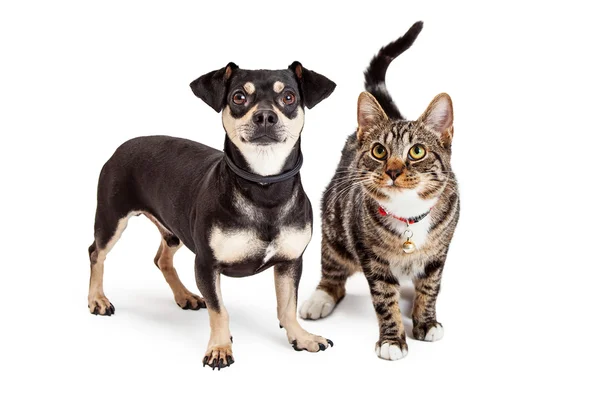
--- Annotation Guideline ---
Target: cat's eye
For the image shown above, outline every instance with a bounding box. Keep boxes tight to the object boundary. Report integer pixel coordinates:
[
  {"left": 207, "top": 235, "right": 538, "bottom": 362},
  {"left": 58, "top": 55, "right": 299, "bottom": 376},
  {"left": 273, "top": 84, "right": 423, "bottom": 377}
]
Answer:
[
  {"left": 232, "top": 91, "right": 247, "bottom": 105},
  {"left": 282, "top": 91, "right": 296, "bottom": 105},
  {"left": 371, "top": 143, "right": 388, "bottom": 160},
  {"left": 408, "top": 144, "right": 427, "bottom": 161}
]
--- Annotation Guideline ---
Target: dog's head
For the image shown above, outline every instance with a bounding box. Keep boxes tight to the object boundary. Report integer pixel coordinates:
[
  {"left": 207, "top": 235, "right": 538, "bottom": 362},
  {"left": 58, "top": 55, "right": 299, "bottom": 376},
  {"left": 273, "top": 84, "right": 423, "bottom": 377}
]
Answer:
[{"left": 190, "top": 62, "right": 335, "bottom": 175}]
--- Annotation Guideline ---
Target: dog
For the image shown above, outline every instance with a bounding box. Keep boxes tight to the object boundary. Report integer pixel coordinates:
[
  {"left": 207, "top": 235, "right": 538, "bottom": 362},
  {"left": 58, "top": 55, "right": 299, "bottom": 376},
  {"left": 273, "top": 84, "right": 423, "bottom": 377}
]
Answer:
[{"left": 87, "top": 61, "right": 336, "bottom": 370}]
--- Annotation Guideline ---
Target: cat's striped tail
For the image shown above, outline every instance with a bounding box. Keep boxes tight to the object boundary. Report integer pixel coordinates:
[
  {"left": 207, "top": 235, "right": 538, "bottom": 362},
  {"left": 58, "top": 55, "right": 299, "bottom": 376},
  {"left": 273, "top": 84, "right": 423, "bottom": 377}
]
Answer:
[{"left": 364, "top": 21, "right": 424, "bottom": 120}]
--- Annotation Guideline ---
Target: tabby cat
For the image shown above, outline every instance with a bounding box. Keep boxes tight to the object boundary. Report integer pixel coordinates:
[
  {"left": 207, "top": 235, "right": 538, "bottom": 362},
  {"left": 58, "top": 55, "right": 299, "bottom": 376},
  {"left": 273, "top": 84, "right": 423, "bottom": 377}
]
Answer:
[{"left": 300, "top": 21, "right": 460, "bottom": 360}]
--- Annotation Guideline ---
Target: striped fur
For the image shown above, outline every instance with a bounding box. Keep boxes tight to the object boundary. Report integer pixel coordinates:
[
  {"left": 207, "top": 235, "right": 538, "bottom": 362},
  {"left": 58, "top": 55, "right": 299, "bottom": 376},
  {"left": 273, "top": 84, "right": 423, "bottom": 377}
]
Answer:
[
  {"left": 364, "top": 21, "right": 423, "bottom": 120},
  {"left": 301, "top": 23, "right": 460, "bottom": 359}
]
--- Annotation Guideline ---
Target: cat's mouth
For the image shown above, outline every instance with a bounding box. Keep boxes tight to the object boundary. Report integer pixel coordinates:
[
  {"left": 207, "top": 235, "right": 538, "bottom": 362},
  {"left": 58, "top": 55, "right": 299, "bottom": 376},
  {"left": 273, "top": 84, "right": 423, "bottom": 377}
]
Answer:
[
  {"left": 381, "top": 181, "right": 443, "bottom": 201},
  {"left": 381, "top": 178, "right": 420, "bottom": 191}
]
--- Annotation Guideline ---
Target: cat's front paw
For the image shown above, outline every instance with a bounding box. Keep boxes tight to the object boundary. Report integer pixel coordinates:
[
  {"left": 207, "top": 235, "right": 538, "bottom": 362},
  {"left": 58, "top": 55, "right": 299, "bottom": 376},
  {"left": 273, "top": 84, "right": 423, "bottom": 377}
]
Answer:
[
  {"left": 299, "top": 289, "right": 336, "bottom": 320},
  {"left": 375, "top": 338, "right": 408, "bottom": 361},
  {"left": 413, "top": 321, "right": 444, "bottom": 342}
]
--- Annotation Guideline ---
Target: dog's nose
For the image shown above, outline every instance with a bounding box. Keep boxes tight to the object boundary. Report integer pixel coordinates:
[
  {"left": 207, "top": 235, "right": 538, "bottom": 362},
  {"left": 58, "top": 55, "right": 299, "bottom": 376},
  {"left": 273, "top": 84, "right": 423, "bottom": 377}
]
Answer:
[
  {"left": 386, "top": 169, "right": 403, "bottom": 181},
  {"left": 253, "top": 110, "right": 278, "bottom": 127}
]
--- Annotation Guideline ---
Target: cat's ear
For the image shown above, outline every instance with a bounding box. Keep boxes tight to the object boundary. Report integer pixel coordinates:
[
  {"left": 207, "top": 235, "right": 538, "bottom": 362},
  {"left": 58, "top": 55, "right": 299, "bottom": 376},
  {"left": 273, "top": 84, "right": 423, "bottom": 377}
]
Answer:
[
  {"left": 288, "top": 61, "right": 336, "bottom": 109},
  {"left": 357, "top": 92, "right": 388, "bottom": 140},
  {"left": 418, "top": 93, "right": 454, "bottom": 147},
  {"left": 189, "top": 62, "right": 238, "bottom": 112}
]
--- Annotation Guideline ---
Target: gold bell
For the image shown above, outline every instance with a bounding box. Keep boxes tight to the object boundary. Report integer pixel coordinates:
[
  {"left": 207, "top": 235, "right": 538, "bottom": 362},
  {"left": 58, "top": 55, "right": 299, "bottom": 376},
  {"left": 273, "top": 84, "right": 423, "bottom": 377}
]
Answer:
[{"left": 402, "top": 240, "right": 416, "bottom": 254}]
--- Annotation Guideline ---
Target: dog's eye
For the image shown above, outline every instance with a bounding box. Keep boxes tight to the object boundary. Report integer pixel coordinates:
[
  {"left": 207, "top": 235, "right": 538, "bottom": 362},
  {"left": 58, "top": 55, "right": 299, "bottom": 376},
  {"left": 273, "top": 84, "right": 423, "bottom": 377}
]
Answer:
[
  {"left": 408, "top": 144, "right": 427, "bottom": 161},
  {"left": 282, "top": 91, "right": 296, "bottom": 105},
  {"left": 232, "top": 91, "right": 246, "bottom": 105}
]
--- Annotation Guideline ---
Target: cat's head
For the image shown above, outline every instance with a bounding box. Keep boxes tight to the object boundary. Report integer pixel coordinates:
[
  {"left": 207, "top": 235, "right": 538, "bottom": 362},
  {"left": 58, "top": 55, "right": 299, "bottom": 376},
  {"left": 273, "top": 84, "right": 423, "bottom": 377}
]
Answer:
[{"left": 353, "top": 92, "right": 454, "bottom": 215}]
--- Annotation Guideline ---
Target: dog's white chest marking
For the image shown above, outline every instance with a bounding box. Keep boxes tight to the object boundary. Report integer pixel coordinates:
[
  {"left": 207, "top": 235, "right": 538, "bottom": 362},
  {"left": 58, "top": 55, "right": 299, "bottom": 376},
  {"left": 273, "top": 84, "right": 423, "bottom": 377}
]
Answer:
[
  {"left": 263, "top": 225, "right": 312, "bottom": 263},
  {"left": 209, "top": 225, "right": 311, "bottom": 265},
  {"left": 209, "top": 227, "right": 264, "bottom": 263}
]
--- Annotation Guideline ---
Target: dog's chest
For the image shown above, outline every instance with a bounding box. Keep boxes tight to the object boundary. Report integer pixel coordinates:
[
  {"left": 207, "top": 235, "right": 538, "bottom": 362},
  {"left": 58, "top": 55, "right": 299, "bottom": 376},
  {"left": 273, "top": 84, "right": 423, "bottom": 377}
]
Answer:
[{"left": 209, "top": 224, "right": 312, "bottom": 270}]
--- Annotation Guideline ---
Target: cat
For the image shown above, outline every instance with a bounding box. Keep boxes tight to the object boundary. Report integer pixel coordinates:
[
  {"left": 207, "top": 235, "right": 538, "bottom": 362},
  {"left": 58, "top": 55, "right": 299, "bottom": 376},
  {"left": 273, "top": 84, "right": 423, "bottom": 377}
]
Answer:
[{"left": 300, "top": 21, "right": 460, "bottom": 360}]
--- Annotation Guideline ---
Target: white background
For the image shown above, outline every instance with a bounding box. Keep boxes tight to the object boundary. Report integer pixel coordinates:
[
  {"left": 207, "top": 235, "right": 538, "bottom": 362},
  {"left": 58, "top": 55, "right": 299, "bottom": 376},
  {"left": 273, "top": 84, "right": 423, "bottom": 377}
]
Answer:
[{"left": 1, "top": 1, "right": 598, "bottom": 399}]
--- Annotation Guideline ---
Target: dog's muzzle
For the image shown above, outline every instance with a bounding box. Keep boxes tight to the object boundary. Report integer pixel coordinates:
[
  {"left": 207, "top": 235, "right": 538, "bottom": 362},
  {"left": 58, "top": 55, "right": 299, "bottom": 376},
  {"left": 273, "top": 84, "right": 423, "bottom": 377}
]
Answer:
[{"left": 246, "top": 109, "right": 283, "bottom": 145}]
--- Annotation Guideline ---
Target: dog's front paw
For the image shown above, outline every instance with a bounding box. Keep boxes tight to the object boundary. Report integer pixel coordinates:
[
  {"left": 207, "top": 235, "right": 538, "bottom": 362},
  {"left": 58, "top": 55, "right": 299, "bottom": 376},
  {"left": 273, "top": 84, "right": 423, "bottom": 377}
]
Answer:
[
  {"left": 413, "top": 321, "right": 444, "bottom": 342},
  {"left": 175, "top": 291, "right": 206, "bottom": 310},
  {"left": 288, "top": 330, "right": 333, "bottom": 353},
  {"left": 88, "top": 294, "right": 115, "bottom": 316},
  {"left": 203, "top": 344, "right": 234, "bottom": 370},
  {"left": 375, "top": 338, "right": 408, "bottom": 361},
  {"left": 299, "top": 289, "right": 336, "bottom": 320}
]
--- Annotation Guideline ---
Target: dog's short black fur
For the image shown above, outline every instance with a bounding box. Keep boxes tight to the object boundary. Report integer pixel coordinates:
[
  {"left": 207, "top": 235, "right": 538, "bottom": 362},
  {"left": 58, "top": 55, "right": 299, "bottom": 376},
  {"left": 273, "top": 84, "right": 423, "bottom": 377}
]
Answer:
[{"left": 87, "top": 61, "right": 335, "bottom": 369}]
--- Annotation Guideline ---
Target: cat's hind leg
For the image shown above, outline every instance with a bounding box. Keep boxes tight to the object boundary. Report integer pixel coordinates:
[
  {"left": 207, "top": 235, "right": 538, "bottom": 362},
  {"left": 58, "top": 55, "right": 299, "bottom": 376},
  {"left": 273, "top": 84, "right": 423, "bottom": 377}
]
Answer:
[{"left": 300, "top": 237, "right": 357, "bottom": 320}]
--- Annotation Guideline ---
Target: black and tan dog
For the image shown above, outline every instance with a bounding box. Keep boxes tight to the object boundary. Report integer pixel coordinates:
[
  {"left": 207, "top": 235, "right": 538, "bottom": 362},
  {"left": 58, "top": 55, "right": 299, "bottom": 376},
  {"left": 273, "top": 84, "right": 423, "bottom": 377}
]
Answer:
[{"left": 87, "top": 62, "right": 336, "bottom": 369}]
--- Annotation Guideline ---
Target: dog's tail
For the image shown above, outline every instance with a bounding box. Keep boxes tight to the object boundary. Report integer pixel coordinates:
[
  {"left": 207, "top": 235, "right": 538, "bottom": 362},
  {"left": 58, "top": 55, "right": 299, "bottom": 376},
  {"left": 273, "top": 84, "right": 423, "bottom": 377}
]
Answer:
[{"left": 364, "top": 21, "right": 424, "bottom": 120}]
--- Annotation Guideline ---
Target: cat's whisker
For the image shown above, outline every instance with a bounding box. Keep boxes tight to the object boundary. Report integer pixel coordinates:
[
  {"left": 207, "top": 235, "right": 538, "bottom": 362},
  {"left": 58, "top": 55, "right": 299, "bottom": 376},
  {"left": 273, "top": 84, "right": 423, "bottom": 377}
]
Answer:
[
  {"left": 326, "top": 179, "right": 370, "bottom": 200},
  {"left": 327, "top": 172, "right": 373, "bottom": 185},
  {"left": 324, "top": 182, "right": 370, "bottom": 197},
  {"left": 328, "top": 175, "right": 371, "bottom": 184},
  {"left": 332, "top": 183, "right": 367, "bottom": 210},
  {"left": 325, "top": 179, "right": 372, "bottom": 207}
]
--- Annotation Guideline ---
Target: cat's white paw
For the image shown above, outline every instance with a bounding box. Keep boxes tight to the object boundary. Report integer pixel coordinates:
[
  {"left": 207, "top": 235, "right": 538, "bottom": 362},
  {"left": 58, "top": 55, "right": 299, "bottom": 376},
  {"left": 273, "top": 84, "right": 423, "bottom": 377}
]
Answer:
[
  {"left": 375, "top": 341, "right": 408, "bottom": 361},
  {"left": 424, "top": 323, "right": 444, "bottom": 342},
  {"left": 299, "top": 289, "right": 335, "bottom": 320}
]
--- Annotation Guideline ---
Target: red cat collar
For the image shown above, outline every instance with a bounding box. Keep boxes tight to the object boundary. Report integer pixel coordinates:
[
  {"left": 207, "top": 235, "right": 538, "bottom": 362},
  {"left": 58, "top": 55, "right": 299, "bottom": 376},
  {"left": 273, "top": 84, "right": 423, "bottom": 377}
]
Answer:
[{"left": 378, "top": 206, "right": 431, "bottom": 224}]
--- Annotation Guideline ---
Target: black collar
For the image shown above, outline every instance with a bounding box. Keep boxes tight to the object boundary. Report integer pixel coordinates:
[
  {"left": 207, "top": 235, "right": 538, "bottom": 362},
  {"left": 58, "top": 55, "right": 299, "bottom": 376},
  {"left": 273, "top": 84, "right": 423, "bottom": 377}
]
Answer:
[{"left": 224, "top": 152, "right": 303, "bottom": 185}]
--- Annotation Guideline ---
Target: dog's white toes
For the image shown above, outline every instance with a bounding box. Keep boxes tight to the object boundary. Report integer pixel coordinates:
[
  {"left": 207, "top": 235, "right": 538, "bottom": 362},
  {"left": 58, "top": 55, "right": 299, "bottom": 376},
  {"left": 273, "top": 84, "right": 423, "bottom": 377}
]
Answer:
[
  {"left": 299, "top": 289, "right": 335, "bottom": 320},
  {"left": 375, "top": 342, "right": 407, "bottom": 361},
  {"left": 424, "top": 323, "right": 444, "bottom": 342}
]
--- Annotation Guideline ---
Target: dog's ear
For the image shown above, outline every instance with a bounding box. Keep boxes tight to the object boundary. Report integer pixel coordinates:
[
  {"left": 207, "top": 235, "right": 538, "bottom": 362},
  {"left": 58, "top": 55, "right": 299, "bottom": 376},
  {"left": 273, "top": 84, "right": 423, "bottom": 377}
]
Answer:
[
  {"left": 288, "top": 61, "right": 336, "bottom": 109},
  {"left": 190, "top": 62, "right": 238, "bottom": 112}
]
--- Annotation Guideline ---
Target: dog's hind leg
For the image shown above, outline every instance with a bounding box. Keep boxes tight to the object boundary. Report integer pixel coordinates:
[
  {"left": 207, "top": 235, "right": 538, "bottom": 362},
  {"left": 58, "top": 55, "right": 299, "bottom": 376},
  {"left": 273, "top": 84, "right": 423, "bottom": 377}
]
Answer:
[
  {"left": 154, "top": 237, "right": 206, "bottom": 310},
  {"left": 146, "top": 212, "right": 206, "bottom": 310},
  {"left": 88, "top": 212, "right": 133, "bottom": 316}
]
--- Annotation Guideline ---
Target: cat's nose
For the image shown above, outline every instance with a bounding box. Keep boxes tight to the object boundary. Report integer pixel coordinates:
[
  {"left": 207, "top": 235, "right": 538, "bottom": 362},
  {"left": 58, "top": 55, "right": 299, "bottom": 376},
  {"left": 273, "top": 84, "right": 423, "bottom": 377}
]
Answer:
[{"left": 385, "top": 169, "right": 403, "bottom": 181}]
